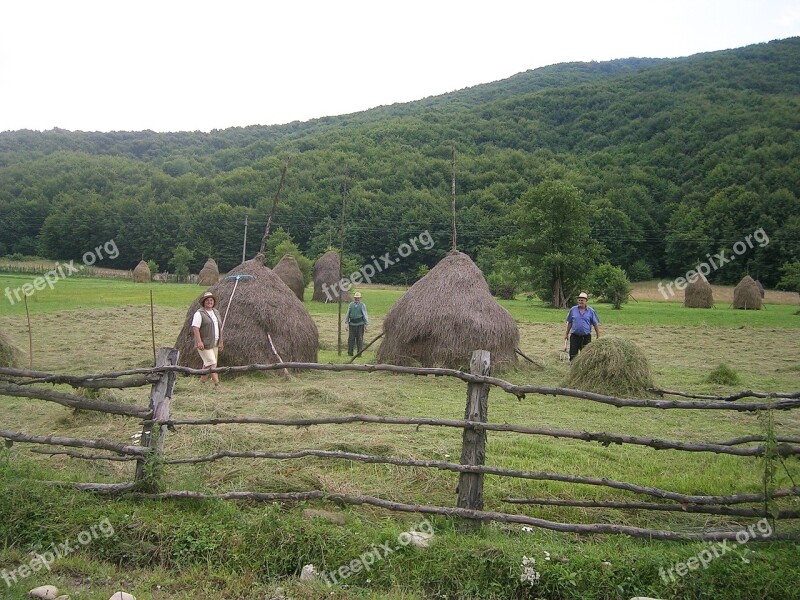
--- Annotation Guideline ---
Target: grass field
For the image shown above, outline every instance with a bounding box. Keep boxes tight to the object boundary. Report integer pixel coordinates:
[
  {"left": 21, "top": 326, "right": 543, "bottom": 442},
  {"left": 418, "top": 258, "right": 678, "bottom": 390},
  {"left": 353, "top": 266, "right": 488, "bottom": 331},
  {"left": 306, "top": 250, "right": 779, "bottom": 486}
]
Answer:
[{"left": 1, "top": 273, "right": 799, "bottom": 599}]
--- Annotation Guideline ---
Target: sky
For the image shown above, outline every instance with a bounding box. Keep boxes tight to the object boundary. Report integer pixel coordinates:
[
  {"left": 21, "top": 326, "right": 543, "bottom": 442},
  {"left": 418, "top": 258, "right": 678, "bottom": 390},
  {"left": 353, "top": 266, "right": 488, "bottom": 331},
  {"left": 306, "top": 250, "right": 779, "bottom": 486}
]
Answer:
[{"left": 1, "top": 0, "right": 798, "bottom": 134}]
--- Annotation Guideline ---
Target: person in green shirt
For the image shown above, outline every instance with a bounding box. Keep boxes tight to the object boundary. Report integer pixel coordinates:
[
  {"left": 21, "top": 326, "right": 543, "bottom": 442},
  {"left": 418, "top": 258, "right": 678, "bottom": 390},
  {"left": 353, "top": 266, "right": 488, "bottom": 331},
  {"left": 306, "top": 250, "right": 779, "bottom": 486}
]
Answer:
[{"left": 345, "top": 291, "right": 369, "bottom": 357}]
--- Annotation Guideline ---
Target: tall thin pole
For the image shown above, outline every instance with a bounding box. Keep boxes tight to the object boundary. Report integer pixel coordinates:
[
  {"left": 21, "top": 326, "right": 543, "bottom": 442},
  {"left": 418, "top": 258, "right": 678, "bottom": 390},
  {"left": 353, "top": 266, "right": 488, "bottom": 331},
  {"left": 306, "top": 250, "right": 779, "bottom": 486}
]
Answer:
[
  {"left": 337, "top": 165, "right": 349, "bottom": 356},
  {"left": 150, "top": 290, "right": 156, "bottom": 365},
  {"left": 260, "top": 157, "right": 290, "bottom": 256},
  {"left": 241, "top": 215, "right": 248, "bottom": 263},
  {"left": 451, "top": 144, "right": 457, "bottom": 251},
  {"left": 23, "top": 294, "right": 32, "bottom": 369}
]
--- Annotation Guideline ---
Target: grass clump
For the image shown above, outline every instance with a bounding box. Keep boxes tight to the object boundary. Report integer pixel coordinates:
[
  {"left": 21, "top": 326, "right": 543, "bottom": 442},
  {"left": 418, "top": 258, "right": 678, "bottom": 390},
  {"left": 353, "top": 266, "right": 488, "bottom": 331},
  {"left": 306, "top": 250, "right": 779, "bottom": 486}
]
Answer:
[
  {"left": 706, "top": 363, "right": 741, "bottom": 386},
  {"left": 563, "top": 336, "right": 653, "bottom": 397}
]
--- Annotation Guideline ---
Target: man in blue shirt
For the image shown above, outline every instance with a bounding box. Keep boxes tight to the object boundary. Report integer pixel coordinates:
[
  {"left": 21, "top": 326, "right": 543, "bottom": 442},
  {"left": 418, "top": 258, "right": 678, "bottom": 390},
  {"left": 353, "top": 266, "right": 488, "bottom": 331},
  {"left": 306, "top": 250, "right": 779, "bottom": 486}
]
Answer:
[{"left": 564, "top": 292, "right": 600, "bottom": 361}]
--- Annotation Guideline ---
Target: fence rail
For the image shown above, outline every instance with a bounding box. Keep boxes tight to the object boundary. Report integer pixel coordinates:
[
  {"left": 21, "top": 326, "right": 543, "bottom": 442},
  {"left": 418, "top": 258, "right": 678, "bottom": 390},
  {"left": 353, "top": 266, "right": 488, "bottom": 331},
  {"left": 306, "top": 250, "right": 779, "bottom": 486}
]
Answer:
[{"left": 2, "top": 349, "right": 799, "bottom": 542}]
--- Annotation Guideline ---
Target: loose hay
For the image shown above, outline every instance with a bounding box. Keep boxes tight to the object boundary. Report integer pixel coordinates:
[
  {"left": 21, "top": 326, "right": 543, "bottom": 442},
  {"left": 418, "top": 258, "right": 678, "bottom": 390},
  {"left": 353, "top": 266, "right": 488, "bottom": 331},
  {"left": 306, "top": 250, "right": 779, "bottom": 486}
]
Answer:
[
  {"left": 274, "top": 254, "right": 305, "bottom": 301},
  {"left": 198, "top": 258, "right": 220, "bottom": 286},
  {"left": 175, "top": 254, "right": 318, "bottom": 369},
  {"left": 312, "top": 250, "right": 350, "bottom": 302},
  {"left": 376, "top": 250, "right": 519, "bottom": 370},
  {"left": 132, "top": 260, "right": 151, "bottom": 283},
  {"left": 733, "top": 275, "right": 763, "bottom": 310},
  {"left": 0, "top": 331, "right": 20, "bottom": 368},
  {"left": 563, "top": 336, "right": 653, "bottom": 397},
  {"left": 684, "top": 275, "right": 714, "bottom": 308}
]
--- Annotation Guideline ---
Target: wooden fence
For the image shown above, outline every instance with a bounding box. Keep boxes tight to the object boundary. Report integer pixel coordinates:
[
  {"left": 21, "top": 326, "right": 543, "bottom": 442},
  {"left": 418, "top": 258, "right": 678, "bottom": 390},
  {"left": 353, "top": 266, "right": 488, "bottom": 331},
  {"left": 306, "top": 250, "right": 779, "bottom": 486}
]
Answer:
[{"left": 2, "top": 349, "right": 800, "bottom": 542}]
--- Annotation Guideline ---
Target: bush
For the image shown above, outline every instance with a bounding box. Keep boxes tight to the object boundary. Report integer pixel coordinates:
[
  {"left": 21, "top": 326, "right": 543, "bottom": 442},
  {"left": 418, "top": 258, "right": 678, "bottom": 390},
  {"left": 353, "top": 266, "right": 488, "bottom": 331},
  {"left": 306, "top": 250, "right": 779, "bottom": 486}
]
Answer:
[
  {"left": 487, "top": 271, "right": 517, "bottom": 300},
  {"left": 589, "top": 263, "right": 632, "bottom": 309},
  {"left": 627, "top": 259, "right": 653, "bottom": 282},
  {"left": 706, "top": 363, "right": 741, "bottom": 386}
]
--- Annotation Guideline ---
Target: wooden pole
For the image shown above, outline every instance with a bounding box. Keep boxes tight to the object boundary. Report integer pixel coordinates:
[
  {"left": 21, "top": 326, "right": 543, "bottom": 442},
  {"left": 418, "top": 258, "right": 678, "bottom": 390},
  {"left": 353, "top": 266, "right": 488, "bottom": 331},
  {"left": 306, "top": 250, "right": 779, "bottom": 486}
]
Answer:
[
  {"left": 135, "top": 348, "right": 179, "bottom": 488},
  {"left": 347, "top": 332, "right": 384, "bottom": 363},
  {"left": 242, "top": 215, "right": 248, "bottom": 263},
  {"left": 457, "top": 349, "right": 491, "bottom": 527},
  {"left": 259, "top": 157, "right": 290, "bottom": 256},
  {"left": 150, "top": 290, "right": 156, "bottom": 365},
  {"left": 451, "top": 145, "right": 457, "bottom": 251},
  {"left": 23, "top": 294, "right": 32, "bottom": 370},
  {"left": 338, "top": 165, "right": 349, "bottom": 356}
]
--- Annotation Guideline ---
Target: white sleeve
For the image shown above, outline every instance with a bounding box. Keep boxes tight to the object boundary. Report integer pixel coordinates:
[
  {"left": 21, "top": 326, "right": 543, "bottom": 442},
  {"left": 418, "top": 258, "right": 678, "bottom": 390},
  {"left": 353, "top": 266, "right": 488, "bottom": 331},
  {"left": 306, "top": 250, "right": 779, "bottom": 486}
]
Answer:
[{"left": 191, "top": 311, "right": 202, "bottom": 329}]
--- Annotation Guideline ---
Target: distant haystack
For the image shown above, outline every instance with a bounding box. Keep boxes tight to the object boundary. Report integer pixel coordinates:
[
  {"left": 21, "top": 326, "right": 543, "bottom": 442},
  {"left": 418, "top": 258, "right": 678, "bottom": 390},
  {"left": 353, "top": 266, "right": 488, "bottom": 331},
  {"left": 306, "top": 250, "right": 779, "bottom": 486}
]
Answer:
[
  {"left": 312, "top": 250, "right": 350, "bottom": 302},
  {"left": 733, "top": 275, "right": 763, "bottom": 310},
  {"left": 0, "top": 331, "right": 20, "bottom": 368},
  {"left": 376, "top": 250, "right": 519, "bottom": 370},
  {"left": 175, "top": 255, "right": 318, "bottom": 369},
  {"left": 755, "top": 279, "right": 765, "bottom": 298},
  {"left": 198, "top": 258, "right": 219, "bottom": 286},
  {"left": 132, "top": 260, "right": 151, "bottom": 283},
  {"left": 274, "top": 254, "right": 305, "bottom": 301},
  {"left": 684, "top": 275, "right": 714, "bottom": 308}
]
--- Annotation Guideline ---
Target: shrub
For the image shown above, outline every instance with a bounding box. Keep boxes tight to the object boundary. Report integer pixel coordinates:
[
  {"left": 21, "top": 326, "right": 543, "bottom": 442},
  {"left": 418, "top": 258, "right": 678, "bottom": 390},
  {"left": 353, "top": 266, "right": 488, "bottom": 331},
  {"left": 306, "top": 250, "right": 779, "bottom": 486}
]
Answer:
[
  {"left": 627, "top": 259, "right": 653, "bottom": 282},
  {"left": 589, "top": 263, "right": 632, "bottom": 309}
]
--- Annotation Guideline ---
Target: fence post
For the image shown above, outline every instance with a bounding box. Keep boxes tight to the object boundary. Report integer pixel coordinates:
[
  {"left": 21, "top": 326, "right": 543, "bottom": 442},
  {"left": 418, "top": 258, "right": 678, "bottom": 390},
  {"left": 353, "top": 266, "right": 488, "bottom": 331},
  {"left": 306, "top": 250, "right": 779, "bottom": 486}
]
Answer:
[
  {"left": 134, "top": 347, "right": 179, "bottom": 488},
  {"left": 457, "top": 350, "right": 491, "bottom": 524}
]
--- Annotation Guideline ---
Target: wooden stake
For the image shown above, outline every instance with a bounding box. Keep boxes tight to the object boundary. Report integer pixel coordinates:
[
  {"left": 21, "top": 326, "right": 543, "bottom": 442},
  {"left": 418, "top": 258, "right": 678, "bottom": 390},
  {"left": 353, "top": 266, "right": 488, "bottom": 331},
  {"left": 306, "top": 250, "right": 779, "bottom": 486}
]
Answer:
[
  {"left": 150, "top": 290, "right": 156, "bottom": 365},
  {"left": 451, "top": 144, "right": 457, "bottom": 251},
  {"left": 338, "top": 165, "right": 349, "bottom": 357},
  {"left": 348, "top": 332, "right": 384, "bottom": 363},
  {"left": 23, "top": 294, "right": 32, "bottom": 370},
  {"left": 267, "top": 334, "right": 292, "bottom": 380},
  {"left": 259, "top": 156, "right": 290, "bottom": 256}
]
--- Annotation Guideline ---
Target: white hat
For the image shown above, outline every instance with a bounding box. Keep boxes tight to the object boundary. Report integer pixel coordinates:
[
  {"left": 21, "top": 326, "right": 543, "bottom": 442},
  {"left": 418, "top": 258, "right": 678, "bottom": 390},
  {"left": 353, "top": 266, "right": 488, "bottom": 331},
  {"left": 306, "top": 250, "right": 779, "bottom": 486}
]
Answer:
[
  {"left": 578, "top": 292, "right": 588, "bottom": 299},
  {"left": 354, "top": 292, "right": 362, "bottom": 298}
]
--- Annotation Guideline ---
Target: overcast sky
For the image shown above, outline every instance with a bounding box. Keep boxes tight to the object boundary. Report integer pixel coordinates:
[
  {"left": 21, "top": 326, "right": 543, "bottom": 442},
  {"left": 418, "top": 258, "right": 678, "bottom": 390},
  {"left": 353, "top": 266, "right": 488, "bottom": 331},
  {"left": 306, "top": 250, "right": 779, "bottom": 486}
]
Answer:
[{"left": 1, "top": 0, "right": 798, "bottom": 134}]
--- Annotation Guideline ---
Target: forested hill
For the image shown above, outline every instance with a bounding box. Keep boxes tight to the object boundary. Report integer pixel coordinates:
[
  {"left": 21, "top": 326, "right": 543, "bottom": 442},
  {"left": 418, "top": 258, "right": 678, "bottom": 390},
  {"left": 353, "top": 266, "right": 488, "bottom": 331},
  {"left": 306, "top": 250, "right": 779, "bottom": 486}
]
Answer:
[{"left": 0, "top": 37, "right": 798, "bottom": 289}]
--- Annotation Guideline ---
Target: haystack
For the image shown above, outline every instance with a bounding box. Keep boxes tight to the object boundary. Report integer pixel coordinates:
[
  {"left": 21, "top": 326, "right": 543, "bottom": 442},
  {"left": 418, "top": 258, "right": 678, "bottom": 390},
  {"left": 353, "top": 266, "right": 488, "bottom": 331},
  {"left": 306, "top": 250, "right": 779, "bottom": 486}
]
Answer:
[
  {"left": 132, "top": 260, "right": 151, "bottom": 283},
  {"left": 274, "top": 254, "right": 305, "bottom": 301},
  {"left": 0, "top": 331, "right": 20, "bottom": 368},
  {"left": 683, "top": 274, "right": 713, "bottom": 308},
  {"left": 755, "top": 279, "right": 765, "bottom": 298},
  {"left": 376, "top": 250, "right": 519, "bottom": 370},
  {"left": 733, "top": 275, "right": 763, "bottom": 310},
  {"left": 564, "top": 336, "right": 653, "bottom": 397},
  {"left": 198, "top": 258, "right": 219, "bottom": 286},
  {"left": 175, "top": 254, "right": 318, "bottom": 369},
  {"left": 312, "top": 250, "right": 350, "bottom": 302}
]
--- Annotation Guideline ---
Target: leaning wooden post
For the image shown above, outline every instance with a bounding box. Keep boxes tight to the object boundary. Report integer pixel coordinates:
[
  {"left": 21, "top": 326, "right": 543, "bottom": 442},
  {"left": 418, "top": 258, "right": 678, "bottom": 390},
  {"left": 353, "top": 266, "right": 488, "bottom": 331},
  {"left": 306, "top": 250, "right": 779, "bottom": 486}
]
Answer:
[
  {"left": 457, "top": 350, "right": 491, "bottom": 527},
  {"left": 135, "top": 347, "right": 179, "bottom": 489}
]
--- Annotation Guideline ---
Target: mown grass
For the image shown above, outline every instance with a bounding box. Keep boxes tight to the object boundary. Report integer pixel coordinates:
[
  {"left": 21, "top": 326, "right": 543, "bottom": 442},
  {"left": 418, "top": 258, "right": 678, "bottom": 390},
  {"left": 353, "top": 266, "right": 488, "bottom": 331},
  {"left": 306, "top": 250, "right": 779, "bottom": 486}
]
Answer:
[{"left": 0, "top": 275, "right": 799, "bottom": 599}]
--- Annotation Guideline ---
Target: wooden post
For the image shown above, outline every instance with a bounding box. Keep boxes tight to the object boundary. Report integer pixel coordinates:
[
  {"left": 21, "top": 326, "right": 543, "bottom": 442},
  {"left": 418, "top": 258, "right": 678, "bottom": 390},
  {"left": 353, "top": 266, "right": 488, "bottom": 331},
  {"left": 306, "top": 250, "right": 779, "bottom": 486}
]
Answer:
[
  {"left": 135, "top": 347, "right": 179, "bottom": 486},
  {"left": 457, "top": 350, "right": 491, "bottom": 525}
]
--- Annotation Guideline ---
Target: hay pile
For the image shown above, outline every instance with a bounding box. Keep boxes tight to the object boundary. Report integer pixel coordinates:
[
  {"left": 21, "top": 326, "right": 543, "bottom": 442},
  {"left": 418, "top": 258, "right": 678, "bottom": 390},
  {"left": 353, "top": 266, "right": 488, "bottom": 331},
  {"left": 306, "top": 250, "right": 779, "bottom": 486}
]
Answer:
[
  {"left": 755, "top": 279, "right": 765, "bottom": 298},
  {"left": 274, "top": 254, "right": 305, "bottom": 301},
  {"left": 312, "top": 250, "right": 350, "bottom": 302},
  {"left": 132, "top": 260, "right": 151, "bottom": 283},
  {"left": 175, "top": 254, "right": 318, "bottom": 369},
  {"left": 564, "top": 336, "right": 653, "bottom": 397},
  {"left": 733, "top": 275, "right": 763, "bottom": 310},
  {"left": 376, "top": 250, "right": 519, "bottom": 370},
  {"left": 0, "top": 331, "right": 20, "bottom": 368},
  {"left": 684, "top": 275, "right": 713, "bottom": 308},
  {"left": 198, "top": 258, "right": 219, "bottom": 285}
]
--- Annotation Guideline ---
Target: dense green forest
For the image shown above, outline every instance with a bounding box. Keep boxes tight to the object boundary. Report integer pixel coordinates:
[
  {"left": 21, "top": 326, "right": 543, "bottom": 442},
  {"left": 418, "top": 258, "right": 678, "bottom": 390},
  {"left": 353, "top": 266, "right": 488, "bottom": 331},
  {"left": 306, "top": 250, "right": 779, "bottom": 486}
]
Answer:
[{"left": 0, "top": 38, "right": 798, "bottom": 294}]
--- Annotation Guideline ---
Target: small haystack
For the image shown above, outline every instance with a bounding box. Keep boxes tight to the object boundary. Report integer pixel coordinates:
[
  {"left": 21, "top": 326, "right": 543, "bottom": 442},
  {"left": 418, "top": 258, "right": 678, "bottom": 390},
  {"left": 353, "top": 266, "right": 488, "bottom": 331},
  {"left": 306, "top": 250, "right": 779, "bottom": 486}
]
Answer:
[
  {"left": 564, "top": 336, "right": 653, "bottom": 397},
  {"left": 132, "top": 260, "right": 151, "bottom": 283},
  {"left": 274, "top": 254, "right": 305, "bottom": 301},
  {"left": 733, "top": 275, "right": 763, "bottom": 310},
  {"left": 684, "top": 274, "right": 713, "bottom": 308},
  {"left": 376, "top": 250, "right": 519, "bottom": 370},
  {"left": 755, "top": 279, "right": 765, "bottom": 298},
  {"left": 0, "top": 331, "right": 20, "bottom": 368},
  {"left": 198, "top": 258, "right": 220, "bottom": 286},
  {"left": 175, "top": 254, "right": 318, "bottom": 369},
  {"left": 312, "top": 250, "right": 350, "bottom": 302}
]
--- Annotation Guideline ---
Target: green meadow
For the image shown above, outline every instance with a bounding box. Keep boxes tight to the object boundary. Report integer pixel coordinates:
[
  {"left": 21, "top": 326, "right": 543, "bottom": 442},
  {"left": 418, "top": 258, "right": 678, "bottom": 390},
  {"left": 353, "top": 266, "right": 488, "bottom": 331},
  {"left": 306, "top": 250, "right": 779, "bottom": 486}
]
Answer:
[{"left": 1, "top": 274, "right": 799, "bottom": 599}]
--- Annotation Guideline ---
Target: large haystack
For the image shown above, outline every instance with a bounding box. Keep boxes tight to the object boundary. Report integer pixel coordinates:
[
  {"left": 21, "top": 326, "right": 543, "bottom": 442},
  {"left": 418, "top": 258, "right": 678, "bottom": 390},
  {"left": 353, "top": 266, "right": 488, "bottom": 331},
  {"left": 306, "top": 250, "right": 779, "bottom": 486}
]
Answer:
[
  {"left": 175, "top": 255, "right": 318, "bottom": 369},
  {"left": 132, "top": 260, "right": 151, "bottom": 283},
  {"left": 733, "top": 275, "right": 763, "bottom": 310},
  {"left": 0, "top": 331, "right": 20, "bottom": 368},
  {"left": 312, "top": 250, "right": 350, "bottom": 302},
  {"left": 376, "top": 250, "right": 519, "bottom": 370},
  {"left": 564, "top": 336, "right": 653, "bottom": 397},
  {"left": 274, "top": 254, "right": 305, "bottom": 301},
  {"left": 684, "top": 275, "right": 713, "bottom": 308},
  {"left": 198, "top": 258, "right": 220, "bottom": 286}
]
